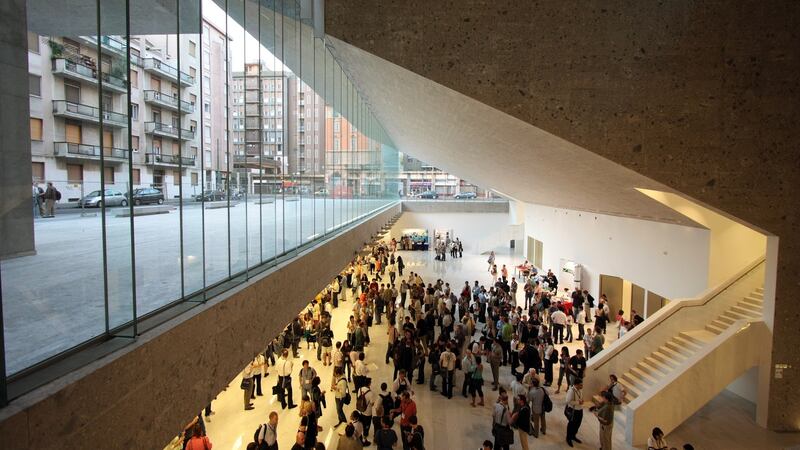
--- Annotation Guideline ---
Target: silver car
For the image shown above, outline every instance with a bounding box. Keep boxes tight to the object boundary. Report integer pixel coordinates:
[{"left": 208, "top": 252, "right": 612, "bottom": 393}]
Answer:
[{"left": 78, "top": 189, "right": 129, "bottom": 208}]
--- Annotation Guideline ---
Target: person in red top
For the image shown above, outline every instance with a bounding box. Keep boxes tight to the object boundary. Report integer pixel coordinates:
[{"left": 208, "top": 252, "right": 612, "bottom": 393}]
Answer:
[
  {"left": 185, "top": 423, "right": 212, "bottom": 450},
  {"left": 391, "top": 390, "right": 416, "bottom": 449}
]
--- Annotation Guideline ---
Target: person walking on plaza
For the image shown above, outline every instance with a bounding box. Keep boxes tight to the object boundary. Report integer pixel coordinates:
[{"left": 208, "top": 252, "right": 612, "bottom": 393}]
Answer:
[
  {"left": 40, "top": 181, "right": 59, "bottom": 217},
  {"left": 594, "top": 390, "right": 615, "bottom": 450},
  {"left": 487, "top": 251, "right": 495, "bottom": 272},
  {"left": 511, "top": 394, "right": 531, "bottom": 450},
  {"left": 333, "top": 366, "right": 350, "bottom": 427},
  {"left": 439, "top": 342, "right": 457, "bottom": 398},
  {"left": 255, "top": 411, "right": 279, "bottom": 450},
  {"left": 242, "top": 361, "right": 255, "bottom": 411},
  {"left": 528, "top": 377, "right": 549, "bottom": 437},
  {"left": 299, "top": 360, "right": 318, "bottom": 400},
  {"left": 32, "top": 182, "right": 44, "bottom": 217},
  {"left": 492, "top": 392, "right": 514, "bottom": 450},
  {"left": 565, "top": 378, "right": 586, "bottom": 447},
  {"left": 490, "top": 338, "right": 503, "bottom": 390},
  {"left": 277, "top": 349, "right": 297, "bottom": 410}
]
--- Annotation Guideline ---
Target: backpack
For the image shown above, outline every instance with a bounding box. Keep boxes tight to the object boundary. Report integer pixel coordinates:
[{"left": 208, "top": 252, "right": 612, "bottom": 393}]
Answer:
[
  {"left": 541, "top": 387, "right": 553, "bottom": 413},
  {"left": 55, "top": 189, "right": 62, "bottom": 201},
  {"left": 356, "top": 388, "right": 370, "bottom": 412},
  {"left": 549, "top": 349, "right": 558, "bottom": 364},
  {"left": 340, "top": 379, "right": 352, "bottom": 405},
  {"left": 320, "top": 330, "right": 332, "bottom": 347},
  {"left": 380, "top": 392, "right": 394, "bottom": 415}
]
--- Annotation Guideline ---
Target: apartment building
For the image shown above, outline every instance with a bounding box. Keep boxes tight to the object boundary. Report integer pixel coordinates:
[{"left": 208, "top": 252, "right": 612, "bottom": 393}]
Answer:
[
  {"left": 400, "top": 155, "right": 490, "bottom": 197},
  {"left": 286, "top": 76, "right": 326, "bottom": 192},
  {"left": 324, "top": 105, "right": 384, "bottom": 197},
  {"left": 27, "top": 21, "right": 230, "bottom": 202}
]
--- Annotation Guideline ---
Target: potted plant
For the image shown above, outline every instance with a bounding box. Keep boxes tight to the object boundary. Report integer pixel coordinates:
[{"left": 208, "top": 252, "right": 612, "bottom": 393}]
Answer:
[{"left": 48, "top": 40, "right": 64, "bottom": 59}]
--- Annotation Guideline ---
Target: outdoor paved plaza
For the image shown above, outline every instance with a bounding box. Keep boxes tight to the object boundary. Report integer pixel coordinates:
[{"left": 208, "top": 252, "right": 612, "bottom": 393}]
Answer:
[{"left": 1, "top": 198, "right": 392, "bottom": 375}]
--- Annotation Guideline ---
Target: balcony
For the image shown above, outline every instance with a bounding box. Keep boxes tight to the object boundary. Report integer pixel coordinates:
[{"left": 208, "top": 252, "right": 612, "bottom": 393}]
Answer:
[
  {"left": 144, "top": 122, "right": 195, "bottom": 140},
  {"left": 77, "top": 35, "right": 132, "bottom": 62},
  {"left": 52, "top": 100, "right": 127, "bottom": 128},
  {"left": 233, "top": 153, "right": 279, "bottom": 171},
  {"left": 145, "top": 152, "right": 196, "bottom": 167},
  {"left": 53, "top": 142, "right": 129, "bottom": 164},
  {"left": 143, "top": 90, "right": 195, "bottom": 113},
  {"left": 51, "top": 58, "right": 127, "bottom": 94},
  {"left": 142, "top": 58, "right": 194, "bottom": 86}
]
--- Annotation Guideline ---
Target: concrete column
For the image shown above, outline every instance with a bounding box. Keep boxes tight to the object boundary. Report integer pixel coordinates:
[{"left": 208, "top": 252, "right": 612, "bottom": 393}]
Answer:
[{"left": 0, "top": 0, "right": 34, "bottom": 258}]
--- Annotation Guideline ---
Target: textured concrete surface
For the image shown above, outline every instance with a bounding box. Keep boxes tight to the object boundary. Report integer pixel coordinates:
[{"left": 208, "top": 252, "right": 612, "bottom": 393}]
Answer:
[
  {"left": 401, "top": 199, "right": 509, "bottom": 213},
  {"left": 325, "top": 0, "right": 800, "bottom": 431},
  {"left": 0, "top": 0, "right": 35, "bottom": 258},
  {"left": 0, "top": 204, "right": 400, "bottom": 450}
]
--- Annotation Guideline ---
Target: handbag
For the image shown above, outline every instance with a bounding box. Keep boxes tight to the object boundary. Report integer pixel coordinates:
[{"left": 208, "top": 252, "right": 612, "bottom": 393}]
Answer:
[
  {"left": 564, "top": 405, "right": 574, "bottom": 420},
  {"left": 240, "top": 377, "right": 252, "bottom": 390}
]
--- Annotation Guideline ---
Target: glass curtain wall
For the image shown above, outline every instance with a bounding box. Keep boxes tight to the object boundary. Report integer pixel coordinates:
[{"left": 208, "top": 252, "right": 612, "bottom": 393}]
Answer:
[{"left": 0, "top": 0, "right": 399, "bottom": 397}]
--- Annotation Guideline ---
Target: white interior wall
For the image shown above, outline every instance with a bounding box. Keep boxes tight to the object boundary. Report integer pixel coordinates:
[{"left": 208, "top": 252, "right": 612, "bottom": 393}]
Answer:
[
  {"left": 520, "top": 202, "right": 710, "bottom": 301},
  {"left": 637, "top": 189, "right": 768, "bottom": 286}
]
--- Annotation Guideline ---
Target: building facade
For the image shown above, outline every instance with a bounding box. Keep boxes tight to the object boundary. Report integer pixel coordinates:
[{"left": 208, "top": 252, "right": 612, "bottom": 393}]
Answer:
[{"left": 27, "top": 21, "right": 230, "bottom": 203}]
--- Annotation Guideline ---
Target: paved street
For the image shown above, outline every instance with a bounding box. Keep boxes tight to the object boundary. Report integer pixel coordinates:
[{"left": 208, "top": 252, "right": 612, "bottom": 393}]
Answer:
[{"left": 1, "top": 198, "right": 392, "bottom": 375}]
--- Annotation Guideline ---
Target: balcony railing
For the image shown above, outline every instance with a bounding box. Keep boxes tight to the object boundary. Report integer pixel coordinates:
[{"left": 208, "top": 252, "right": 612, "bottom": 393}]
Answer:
[
  {"left": 143, "top": 90, "right": 195, "bottom": 113},
  {"left": 77, "top": 35, "right": 135, "bottom": 62},
  {"left": 52, "top": 100, "right": 127, "bottom": 127},
  {"left": 144, "top": 122, "right": 195, "bottom": 140},
  {"left": 51, "top": 58, "right": 127, "bottom": 93},
  {"left": 53, "top": 142, "right": 129, "bottom": 161},
  {"left": 142, "top": 58, "right": 194, "bottom": 85},
  {"left": 145, "top": 152, "right": 196, "bottom": 166}
]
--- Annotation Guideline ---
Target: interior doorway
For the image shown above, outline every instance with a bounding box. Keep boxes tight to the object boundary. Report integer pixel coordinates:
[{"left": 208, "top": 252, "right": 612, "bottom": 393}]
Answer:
[{"left": 526, "top": 236, "right": 543, "bottom": 269}]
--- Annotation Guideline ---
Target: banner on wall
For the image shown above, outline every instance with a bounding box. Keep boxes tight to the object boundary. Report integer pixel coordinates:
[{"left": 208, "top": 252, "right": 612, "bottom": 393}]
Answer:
[{"left": 559, "top": 259, "right": 582, "bottom": 293}]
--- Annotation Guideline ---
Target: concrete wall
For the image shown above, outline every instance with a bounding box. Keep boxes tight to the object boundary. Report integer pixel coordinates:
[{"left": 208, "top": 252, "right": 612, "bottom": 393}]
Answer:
[
  {"left": 0, "top": 203, "right": 400, "bottom": 450},
  {"left": 401, "top": 200, "right": 509, "bottom": 214},
  {"left": 0, "top": 0, "right": 35, "bottom": 258},
  {"left": 521, "top": 202, "right": 710, "bottom": 301}
]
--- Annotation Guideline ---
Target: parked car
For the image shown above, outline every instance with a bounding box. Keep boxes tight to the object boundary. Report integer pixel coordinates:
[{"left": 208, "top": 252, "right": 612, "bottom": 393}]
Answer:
[
  {"left": 314, "top": 188, "right": 330, "bottom": 196},
  {"left": 416, "top": 191, "right": 439, "bottom": 199},
  {"left": 195, "top": 190, "right": 226, "bottom": 202},
  {"left": 454, "top": 192, "right": 477, "bottom": 199},
  {"left": 127, "top": 188, "right": 164, "bottom": 206},
  {"left": 78, "top": 189, "right": 128, "bottom": 208}
]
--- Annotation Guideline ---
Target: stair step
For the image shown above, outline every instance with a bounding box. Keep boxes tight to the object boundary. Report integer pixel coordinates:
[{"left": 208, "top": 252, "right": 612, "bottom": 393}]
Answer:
[
  {"left": 617, "top": 377, "right": 642, "bottom": 398},
  {"left": 637, "top": 359, "right": 668, "bottom": 378},
  {"left": 730, "top": 305, "right": 761, "bottom": 318},
  {"left": 717, "top": 315, "right": 737, "bottom": 325},
  {"left": 722, "top": 311, "right": 749, "bottom": 321},
  {"left": 650, "top": 351, "right": 680, "bottom": 369},
  {"left": 679, "top": 332, "right": 708, "bottom": 346},
  {"left": 622, "top": 371, "right": 652, "bottom": 392},
  {"left": 656, "top": 346, "right": 688, "bottom": 365},
  {"left": 668, "top": 337, "right": 700, "bottom": 355},
  {"left": 683, "top": 330, "right": 717, "bottom": 344},
  {"left": 705, "top": 323, "right": 726, "bottom": 335},
  {"left": 737, "top": 301, "right": 762, "bottom": 313},
  {"left": 642, "top": 357, "right": 672, "bottom": 376},
  {"left": 630, "top": 366, "right": 659, "bottom": 386},
  {"left": 754, "top": 287, "right": 764, "bottom": 294}
]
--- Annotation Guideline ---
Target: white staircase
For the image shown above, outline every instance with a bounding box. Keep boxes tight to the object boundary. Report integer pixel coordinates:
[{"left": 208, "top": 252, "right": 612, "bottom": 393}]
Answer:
[{"left": 587, "top": 259, "right": 767, "bottom": 445}]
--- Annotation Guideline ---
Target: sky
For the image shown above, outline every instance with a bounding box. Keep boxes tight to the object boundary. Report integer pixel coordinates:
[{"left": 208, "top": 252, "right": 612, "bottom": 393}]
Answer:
[{"left": 202, "top": 0, "right": 288, "bottom": 72}]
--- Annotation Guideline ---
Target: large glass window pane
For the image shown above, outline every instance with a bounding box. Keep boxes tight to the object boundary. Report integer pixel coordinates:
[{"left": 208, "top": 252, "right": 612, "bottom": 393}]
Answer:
[
  {"left": 180, "top": 0, "right": 204, "bottom": 295},
  {"left": 102, "top": 0, "right": 135, "bottom": 331}
]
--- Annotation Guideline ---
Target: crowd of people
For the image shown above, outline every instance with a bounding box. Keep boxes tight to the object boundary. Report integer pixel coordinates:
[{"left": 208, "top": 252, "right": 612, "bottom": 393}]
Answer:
[{"left": 170, "top": 240, "right": 693, "bottom": 450}]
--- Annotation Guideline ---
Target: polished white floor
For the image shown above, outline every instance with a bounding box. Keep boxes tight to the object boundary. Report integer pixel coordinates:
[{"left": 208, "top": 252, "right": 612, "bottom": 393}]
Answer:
[{"left": 197, "top": 248, "right": 799, "bottom": 450}]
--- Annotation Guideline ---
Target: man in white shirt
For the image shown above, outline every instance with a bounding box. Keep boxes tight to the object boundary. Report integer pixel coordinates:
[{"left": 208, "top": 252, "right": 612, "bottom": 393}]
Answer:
[
  {"left": 550, "top": 308, "right": 568, "bottom": 344},
  {"left": 276, "top": 349, "right": 296, "bottom": 410},
  {"left": 357, "top": 377, "right": 376, "bottom": 445},
  {"left": 439, "top": 344, "right": 457, "bottom": 398},
  {"left": 576, "top": 309, "right": 586, "bottom": 340},
  {"left": 256, "top": 411, "right": 279, "bottom": 448},
  {"left": 354, "top": 352, "right": 369, "bottom": 390}
]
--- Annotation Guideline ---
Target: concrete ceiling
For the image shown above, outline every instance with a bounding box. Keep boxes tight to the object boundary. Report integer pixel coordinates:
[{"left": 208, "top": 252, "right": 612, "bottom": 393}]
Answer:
[{"left": 326, "top": 36, "right": 701, "bottom": 227}]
